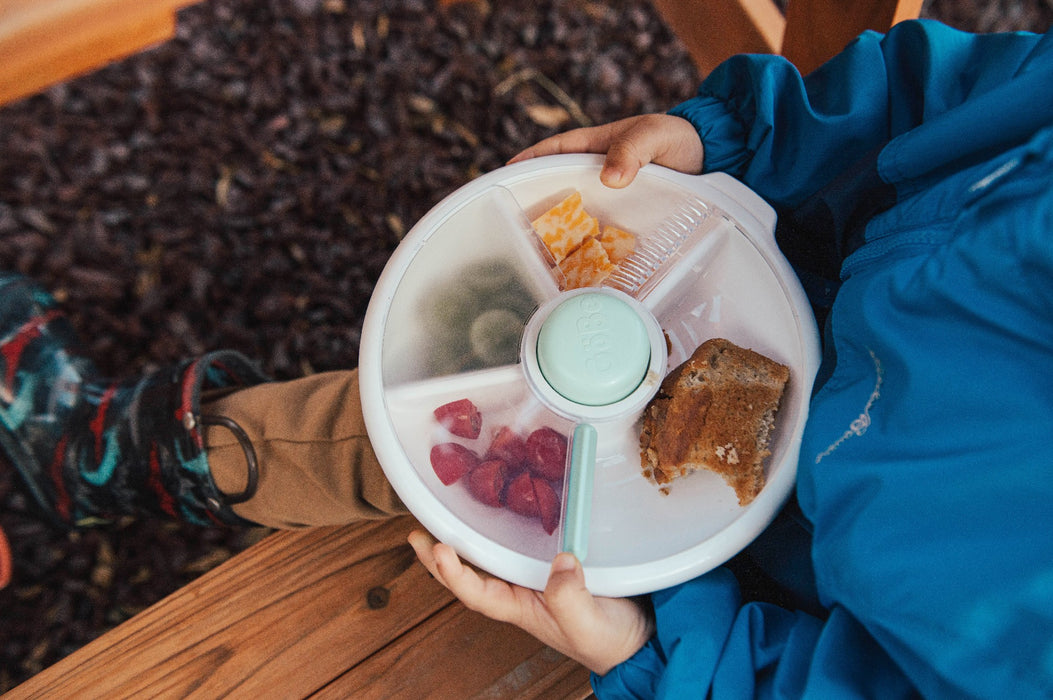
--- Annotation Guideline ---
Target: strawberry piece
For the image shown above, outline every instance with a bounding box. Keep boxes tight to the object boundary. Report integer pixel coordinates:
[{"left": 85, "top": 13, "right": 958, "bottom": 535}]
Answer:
[
  {"left": 505, "top": 473, "right": 561, "bottom": 534},
  {"left": 504, "top": 472, "right": 540, "bottom": 518},
  {"left": 467, "top": 459, "right": 508, "bottom": 507},
  {"left": 533, "top": 478, "right": 561, "bottom": 535},
  {"left": 525, "top": 427, "right": 568, "bottom": 481},
  {"left": 430, "top": 442, "right": 479, "bottom": 485},
  {"left": 433, "top": 398, "right": 482, "bottom": 439},
  {"left": 484, "top": 426, "right": 528, "bottom": 473}
]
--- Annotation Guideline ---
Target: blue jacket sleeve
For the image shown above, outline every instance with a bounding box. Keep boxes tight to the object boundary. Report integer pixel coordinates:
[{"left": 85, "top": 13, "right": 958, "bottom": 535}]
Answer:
[
  {"left": 668, "top": 19, "right": 1045, "bottom": 209},
  {"left": 595, "top": 20, "right": 1053, "bottom": 700},
  {"left": 593, "top": 569, "right": 742, "bottom": 698},
  {"left": 592, "top": 570, "right": 918, "bottom": 699}
]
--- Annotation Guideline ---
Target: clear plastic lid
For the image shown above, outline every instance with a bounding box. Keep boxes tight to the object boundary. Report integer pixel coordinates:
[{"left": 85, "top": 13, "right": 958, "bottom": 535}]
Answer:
[{"left": 360, "top": 155, "right": 820, "bottom": 596}]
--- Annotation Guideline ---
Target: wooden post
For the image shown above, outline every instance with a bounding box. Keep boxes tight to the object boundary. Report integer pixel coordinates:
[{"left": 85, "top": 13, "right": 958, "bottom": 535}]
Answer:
[
  {"left": 649, "top": 0, "right": 786, "bottom": 76},
  {"left": 778, "top": 0, "right": 925, "bottom": 75},
  {"left": 648, "top": 0, "right": 923, "bottom": 77}
]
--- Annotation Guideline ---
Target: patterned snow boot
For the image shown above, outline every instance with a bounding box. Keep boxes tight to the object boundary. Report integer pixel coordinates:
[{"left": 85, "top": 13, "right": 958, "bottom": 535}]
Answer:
[{"left": 0, "top": 273, "right": 270, "bottom": 528}]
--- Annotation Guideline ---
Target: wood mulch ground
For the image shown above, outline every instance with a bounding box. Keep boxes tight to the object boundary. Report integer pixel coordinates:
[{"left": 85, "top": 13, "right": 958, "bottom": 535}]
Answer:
[{"left": 1, "top": 0, "right": 1049, "bottom": 689}]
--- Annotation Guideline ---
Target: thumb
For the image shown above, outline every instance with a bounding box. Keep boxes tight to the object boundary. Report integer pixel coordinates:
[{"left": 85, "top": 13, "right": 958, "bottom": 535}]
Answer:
[
  {"left": 544, "top": 552, "right": 596, "bottom": 627},
  {"left": 548, "top": 551, "right": 584, "bottom": 587},
  {"left": 599, "top": 125, "right": 668, "bottom": 189},
  {"left": 598, "top": 116, "right": 672, "bottom": 188},
  {"left": 600, "top": 114, "right": 704, "bottom": 189},
  {"left": 599, "top": 140, "right": 644, "bottom": 189},
  {"left": 544, "top": 552, "right": 652, "bottom": 675}
]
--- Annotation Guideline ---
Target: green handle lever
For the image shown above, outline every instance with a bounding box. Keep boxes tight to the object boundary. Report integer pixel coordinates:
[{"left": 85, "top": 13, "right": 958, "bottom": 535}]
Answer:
[{"left": 562, "top": 423, "right": 597, "bottom": 561}]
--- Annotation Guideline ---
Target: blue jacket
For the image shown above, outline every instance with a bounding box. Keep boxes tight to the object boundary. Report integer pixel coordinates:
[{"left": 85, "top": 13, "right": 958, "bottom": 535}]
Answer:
[{"left": 594, "top": 20, "right": 1053, "bottom": 699}]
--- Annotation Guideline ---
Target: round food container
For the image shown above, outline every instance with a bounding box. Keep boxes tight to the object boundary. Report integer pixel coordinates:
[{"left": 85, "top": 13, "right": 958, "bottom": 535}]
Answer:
[{"left": 360, "top": 154, "right": 820, "bottom": 596}]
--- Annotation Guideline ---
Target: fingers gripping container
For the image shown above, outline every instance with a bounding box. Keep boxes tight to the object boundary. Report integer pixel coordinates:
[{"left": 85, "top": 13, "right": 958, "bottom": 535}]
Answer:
[{"left": 360, "top": 154, "right": 820, "bottom": 597}]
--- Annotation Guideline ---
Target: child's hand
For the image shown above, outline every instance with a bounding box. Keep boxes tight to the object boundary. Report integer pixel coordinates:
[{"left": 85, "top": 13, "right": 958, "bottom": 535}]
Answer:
[
  {"left": 408, "top": 529, "right": 654, "bottom": 675},
  {"left": 508, "top": 114, "right": 703, "bottom": 189}
]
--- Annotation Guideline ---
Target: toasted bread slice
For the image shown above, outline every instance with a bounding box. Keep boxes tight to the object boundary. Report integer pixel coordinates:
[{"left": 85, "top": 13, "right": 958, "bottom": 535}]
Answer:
[{"left": 640, "top": 338, "right": 789, "bottom": 505}]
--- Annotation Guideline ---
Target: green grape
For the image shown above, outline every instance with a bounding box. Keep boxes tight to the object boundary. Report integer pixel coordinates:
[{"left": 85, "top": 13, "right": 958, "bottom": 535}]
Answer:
[
  {"left": 461, "top": 259, "right": 519, "bottom": 295},
  {"left": 486, "top": 285, "right": 539, "bottom": 317},
  {"left": 425, "top": 323, "right": 473, "bottom": 376},
  {"left": 469, "top": 308, "right": 524, "bottom": 366},
  {"left": 420, "top": 279, "right": 482, "bottom": 331}
]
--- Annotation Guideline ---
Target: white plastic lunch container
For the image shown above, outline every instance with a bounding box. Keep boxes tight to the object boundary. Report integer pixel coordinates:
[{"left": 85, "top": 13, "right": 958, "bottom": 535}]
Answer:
[{"left": 360, "top": 154, "right": 820, "bottom": 597}]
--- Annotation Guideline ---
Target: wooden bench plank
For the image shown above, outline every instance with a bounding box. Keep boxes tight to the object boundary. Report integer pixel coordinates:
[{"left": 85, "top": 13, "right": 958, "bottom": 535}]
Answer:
[
  {"left": 7, "top": 518, "right": 447, "bottom": 697},
  {"left": 0, "top": 0, "right": 200, "bottom": 106},
  {"left": 7, "top": 516, "right": 593, "bottom": 699},
  {"left": 315, "top": 602, "right": 593, "bottom": 699}
]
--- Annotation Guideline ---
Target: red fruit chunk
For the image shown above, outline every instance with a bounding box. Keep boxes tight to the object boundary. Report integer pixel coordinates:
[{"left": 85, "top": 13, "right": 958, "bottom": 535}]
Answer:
[
  {"left": 433, "top": 398, "right": 482, "bottom": 439},
  {"left": 526, "top": 427, "right": 568, "bottom": 481},
  {"left": 505, "top": 473, "right": 562, "bottom": 534},
  {"left": 467, "top": 459, "right": 508, "bottom": 507},
  {"left": 430, "top": 442, "right": 479, "bottom": 485},
  {"left": 484, "top": 426, "right": 528, "bottom": 473},
  {"left": 505, "top": 472, "right": 540, "bottom": 518},
  {"left": 533, "top": 478, "right": 561, "bottom": 535}
]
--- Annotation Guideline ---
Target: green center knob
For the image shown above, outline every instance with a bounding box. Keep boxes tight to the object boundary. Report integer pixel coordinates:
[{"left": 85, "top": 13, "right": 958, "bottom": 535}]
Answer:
[{"left": 536, "top": 292, "right": 651, "bottom": 406}]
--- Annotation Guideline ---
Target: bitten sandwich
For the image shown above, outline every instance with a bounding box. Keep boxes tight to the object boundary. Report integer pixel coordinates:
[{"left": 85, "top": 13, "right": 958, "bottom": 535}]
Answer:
[{"left": 640, "top": 338, "right": 790, "bottom": 505}]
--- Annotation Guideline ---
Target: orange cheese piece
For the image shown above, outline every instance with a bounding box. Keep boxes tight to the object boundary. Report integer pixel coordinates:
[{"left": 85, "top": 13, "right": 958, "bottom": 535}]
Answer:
[
  {"left": 531, "top": 191, "right": 599, "bottom": 264},
  {"left": 598, "top": 225, "right": 635, "bottom": 265},
  {"left": 558, "top": 237, "right": 614, "bottom": 288}
]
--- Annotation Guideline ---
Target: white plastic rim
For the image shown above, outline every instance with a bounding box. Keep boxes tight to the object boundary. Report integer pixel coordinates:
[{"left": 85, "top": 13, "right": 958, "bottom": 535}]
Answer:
[{"left": 360, "top": 154, "right": 821, "bottom": 596}]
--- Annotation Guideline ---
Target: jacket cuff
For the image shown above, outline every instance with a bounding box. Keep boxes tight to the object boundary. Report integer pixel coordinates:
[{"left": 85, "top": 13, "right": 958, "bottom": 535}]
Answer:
[
  {"left": 668, "top": 91, "right": 752, "bottom": 176},
  {"left": 591, "top": 568, "right": 743, "bottom": 698},
  {"left": 590, "top": 637, "right": 663, "bottom": 699}
]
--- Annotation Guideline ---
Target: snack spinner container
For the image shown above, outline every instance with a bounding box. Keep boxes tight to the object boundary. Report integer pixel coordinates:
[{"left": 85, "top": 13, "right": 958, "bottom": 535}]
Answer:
[{"left": 360, "top": 155, "right": 821, "bottom": 596}]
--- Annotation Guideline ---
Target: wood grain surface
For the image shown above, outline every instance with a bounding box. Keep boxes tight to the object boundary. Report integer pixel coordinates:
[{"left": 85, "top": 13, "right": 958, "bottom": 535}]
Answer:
[
  {"left": 650, "top": 0, "right": 923, "bottom": 76},
  {"left": 6, "top": 516, "right": 592, "bottom": 699},
  {"left": 0, "top": 0, "right": 200, "bottom": 105}
]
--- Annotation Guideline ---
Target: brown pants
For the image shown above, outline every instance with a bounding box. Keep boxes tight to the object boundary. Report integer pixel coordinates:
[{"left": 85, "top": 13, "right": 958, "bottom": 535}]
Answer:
[{"left": 202, "top": 369, "right": 406, "bottom": 529}]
